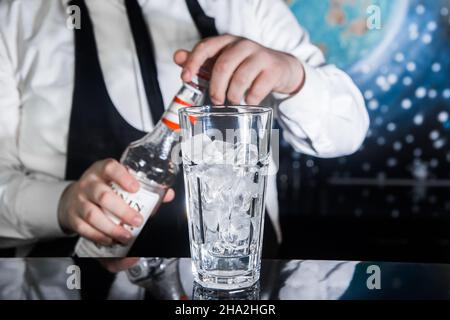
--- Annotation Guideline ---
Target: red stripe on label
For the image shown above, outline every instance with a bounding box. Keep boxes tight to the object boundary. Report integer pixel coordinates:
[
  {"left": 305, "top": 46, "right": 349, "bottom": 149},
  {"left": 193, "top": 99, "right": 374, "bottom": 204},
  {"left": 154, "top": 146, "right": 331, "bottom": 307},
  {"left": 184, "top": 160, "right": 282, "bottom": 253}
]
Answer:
[
  {"left": 173, "top": 96, "right": 192, "bottom": 107},
  {"left": 162, "top": 118, "right": 180, "bottom": 131}
]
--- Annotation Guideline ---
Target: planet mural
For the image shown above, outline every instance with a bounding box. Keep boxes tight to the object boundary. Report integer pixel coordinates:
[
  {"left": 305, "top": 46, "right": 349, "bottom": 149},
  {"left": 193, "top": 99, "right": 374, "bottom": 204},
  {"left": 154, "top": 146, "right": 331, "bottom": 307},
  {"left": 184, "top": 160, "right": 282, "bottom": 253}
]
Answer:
[
  {"left": 276, "top": 0, "right": 450, "bottom": 259},
  {"left": 285, "top": 0, "right": 450, "bottom": 181},
  {"left": 289, "top": 0, "right": 398, "bottom": 69}
]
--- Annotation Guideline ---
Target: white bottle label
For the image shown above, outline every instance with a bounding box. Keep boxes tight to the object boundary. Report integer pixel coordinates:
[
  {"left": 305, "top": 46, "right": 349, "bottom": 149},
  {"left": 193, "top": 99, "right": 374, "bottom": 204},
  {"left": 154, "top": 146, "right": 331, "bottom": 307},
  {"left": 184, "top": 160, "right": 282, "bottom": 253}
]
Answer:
[{"left": 75, "top": 183, "right": 161, "bottom": 257}]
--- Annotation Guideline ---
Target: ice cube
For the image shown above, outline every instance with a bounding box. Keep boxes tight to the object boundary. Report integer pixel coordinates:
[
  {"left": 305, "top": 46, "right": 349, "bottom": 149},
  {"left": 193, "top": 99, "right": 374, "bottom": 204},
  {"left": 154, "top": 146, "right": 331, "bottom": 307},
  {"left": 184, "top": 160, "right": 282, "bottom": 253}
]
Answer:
[
  {"left": 182, "top": 134, "right": 239, "bottom": 165},
  {"left": 181, "top": 133, "right": 213, "bottom": 163},
  {"left": 229, "top": 213, "right": 251, "bottom": 242},
  {"left": 234, "top": 143, "right": 258, "bottom": 165},
  {"left": 200, "top": 164, "right": 235, "bottom": 204},
  {"left": 218, "top": 211, "right": 251, "bottom": 248},
  {"left": 231, "top": 172, "right": 259, "bottom": 212},
  {"left": 203, "top": 207, "right": 219, "bottom": 232},
  {"left": 203, "top": 140, "right": 235, "bottom": 164}
]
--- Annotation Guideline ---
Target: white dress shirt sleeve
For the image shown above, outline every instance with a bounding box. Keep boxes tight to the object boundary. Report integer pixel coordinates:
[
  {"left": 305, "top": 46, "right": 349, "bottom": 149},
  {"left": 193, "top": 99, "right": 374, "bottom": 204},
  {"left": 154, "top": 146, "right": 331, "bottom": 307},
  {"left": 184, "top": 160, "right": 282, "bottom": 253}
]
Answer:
[
  {"left": 0, "top": 33, "right": 70, "bottom": 243},
  {"left": 254, "top": 0, "right": 370, "bottom": 158}
]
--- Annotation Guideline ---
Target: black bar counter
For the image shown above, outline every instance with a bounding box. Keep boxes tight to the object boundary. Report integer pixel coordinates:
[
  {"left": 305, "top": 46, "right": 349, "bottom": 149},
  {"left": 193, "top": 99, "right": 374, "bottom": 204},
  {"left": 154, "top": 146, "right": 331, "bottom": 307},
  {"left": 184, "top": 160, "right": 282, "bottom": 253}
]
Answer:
[{"left": 1, "top": 257, "right": 450, "bottom": 300}]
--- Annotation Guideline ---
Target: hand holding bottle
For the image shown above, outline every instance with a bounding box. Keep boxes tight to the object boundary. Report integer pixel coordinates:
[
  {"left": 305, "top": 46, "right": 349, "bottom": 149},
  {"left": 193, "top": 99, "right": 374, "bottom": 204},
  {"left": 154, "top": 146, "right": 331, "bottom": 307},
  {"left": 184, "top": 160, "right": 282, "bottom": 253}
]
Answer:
[
  {"left": 71, "top": 63, "right": 209, "bottom": 257},
  {"left": 174, "top": 34, "right": 305, "bottom": 105},
  {"left": 58, "top": 158, "right": 174, "bottom": 246}
]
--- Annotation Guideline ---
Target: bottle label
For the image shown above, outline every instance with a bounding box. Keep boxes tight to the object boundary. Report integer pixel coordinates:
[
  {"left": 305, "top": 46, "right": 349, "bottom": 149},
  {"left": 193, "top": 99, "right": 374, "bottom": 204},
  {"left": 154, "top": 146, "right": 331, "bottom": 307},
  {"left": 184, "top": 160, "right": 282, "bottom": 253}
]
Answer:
[
  {"left": 161, "top": 96, "right": 192, "bottom": 130},
  {"left": 75, "top": 183, "right": 161, "bottom": 257}
]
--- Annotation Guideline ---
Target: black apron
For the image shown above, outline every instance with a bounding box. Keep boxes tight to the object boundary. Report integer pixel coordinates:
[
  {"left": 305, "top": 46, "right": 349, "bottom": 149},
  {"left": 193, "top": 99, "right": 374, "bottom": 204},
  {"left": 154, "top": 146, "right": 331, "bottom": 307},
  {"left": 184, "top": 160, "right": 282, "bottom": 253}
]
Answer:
[
  {"left": 28, "top": 0, "right": 217, "bottom": 257},
  {"left": 30, "top": 0, "right": 278, "bottom": 258}
]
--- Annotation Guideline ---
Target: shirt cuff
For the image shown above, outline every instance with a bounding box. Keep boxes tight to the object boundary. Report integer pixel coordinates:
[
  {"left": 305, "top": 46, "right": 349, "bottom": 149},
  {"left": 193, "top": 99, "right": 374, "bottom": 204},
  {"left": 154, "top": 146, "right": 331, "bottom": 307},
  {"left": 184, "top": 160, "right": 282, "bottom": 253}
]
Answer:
[
  {"left": 273, "top": 62, "right": 329, "bottom": 125},
  {"left": 16, "top": 180, "right": 73, "bottom": 239},
  {"left": 274, "top": 63, "right": 334, "bottom": 152}
]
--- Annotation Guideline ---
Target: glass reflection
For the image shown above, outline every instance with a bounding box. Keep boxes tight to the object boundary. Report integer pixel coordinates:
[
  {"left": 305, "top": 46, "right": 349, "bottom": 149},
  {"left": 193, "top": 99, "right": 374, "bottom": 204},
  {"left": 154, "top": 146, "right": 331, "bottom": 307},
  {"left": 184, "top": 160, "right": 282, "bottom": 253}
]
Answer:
[{"left": 192, "top": 281, "right": 260, "bottom": 300}]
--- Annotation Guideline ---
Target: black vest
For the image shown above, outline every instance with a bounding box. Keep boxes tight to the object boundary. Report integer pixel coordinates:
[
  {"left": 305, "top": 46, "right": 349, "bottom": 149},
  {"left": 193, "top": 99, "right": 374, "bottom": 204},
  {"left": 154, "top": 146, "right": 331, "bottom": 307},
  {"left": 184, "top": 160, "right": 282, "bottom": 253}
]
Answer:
[
  {"left": 30, "top": 0, "right": 278, "bottom": 258},
  {"left": 30, "top": 0, "right": 218, "bottom": 257}
]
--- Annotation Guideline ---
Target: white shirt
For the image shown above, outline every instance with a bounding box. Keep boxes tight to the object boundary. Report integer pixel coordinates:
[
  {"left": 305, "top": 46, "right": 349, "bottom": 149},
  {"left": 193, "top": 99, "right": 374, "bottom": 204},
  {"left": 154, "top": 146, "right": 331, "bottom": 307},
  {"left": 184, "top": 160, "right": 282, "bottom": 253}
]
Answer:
[{"left": 0, "top": 0, "right": 369, "bottom": 247}]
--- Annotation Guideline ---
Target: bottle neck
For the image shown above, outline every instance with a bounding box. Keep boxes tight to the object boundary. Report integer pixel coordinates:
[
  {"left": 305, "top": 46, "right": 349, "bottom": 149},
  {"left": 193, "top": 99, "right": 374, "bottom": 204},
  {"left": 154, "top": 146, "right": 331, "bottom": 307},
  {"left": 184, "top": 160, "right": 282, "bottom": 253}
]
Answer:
[
  {"left": 160, "top": 81, "right": 207, "bottom": 131},
  {"left": 133, "top": 80, "right": 204, "bottom": 154}
]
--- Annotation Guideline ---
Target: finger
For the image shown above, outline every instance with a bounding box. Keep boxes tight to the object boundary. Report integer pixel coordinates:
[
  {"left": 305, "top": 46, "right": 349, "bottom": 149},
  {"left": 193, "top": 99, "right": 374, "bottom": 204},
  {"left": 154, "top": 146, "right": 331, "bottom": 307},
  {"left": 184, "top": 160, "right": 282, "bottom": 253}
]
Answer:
[
  {"left": 79, "top": 202, "right": 132, "bottom": 244},
  {"left": 245, "top": 71, "right": 277, "bottom": 105},
  {"left": 99, "top": 159, "right": 139, "bottom": 193},
  {"left": 174, "top": 49, "right": 189, "bottom": 66},
  {"left": 182, "top": 35, "right": 237, "bottom": 83},
  {"left": 163, "top": 188, "right": 175, "bottom": 203},
  {"left": 87, "top": 182, "right": 143, "bottom": 227},
  {"left": 98, "top": 257, "right": 140, "bottom": 273},
  {"left": 209, "top": 41, "right": 256, "bottom": 104},
  {"left": 226, "top": 55, "right": 264, "bottom": 105},
  {"left": 74, "top": 218, "right": 113, "bottom": 246}
]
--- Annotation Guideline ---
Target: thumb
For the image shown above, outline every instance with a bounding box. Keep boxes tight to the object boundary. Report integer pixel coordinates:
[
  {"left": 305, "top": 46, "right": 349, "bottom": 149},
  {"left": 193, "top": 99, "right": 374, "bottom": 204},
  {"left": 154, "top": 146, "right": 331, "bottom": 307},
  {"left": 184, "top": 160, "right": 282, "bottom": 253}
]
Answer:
[{"left": 173, "top": 49, "right": 190, "bottom": 67}]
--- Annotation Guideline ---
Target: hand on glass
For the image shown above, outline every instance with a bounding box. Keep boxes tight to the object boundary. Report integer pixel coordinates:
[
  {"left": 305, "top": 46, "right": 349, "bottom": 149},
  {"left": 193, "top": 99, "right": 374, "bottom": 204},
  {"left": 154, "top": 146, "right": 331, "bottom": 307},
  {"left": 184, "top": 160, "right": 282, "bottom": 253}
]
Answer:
[
  {"left": 58, "top": 159, "right": 175, "bottom": 245},
  {"left": 174, "top": 34, "right": 305, "bottom": 105}
]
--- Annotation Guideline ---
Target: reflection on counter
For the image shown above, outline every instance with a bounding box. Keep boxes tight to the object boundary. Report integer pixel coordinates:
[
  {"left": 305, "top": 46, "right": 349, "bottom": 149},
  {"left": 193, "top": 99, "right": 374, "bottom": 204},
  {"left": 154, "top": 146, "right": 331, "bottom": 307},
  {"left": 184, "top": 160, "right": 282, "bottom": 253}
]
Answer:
[
  {"left": 192, "top": 282, "right": 261, "bottom": 300},
  {"left": 1, "top": 258, "right": 450, "bottom": 300}
]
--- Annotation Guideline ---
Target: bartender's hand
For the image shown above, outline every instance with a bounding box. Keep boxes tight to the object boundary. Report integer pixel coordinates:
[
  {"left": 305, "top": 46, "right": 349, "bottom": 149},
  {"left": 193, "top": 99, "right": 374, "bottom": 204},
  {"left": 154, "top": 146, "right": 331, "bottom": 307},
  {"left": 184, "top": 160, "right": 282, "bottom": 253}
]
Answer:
[
  {"left": 174, "top": 34, "right": 305, "bottom": 105},
  {"left": 58, "top": 159, "right": 175, "bottom": 245}
]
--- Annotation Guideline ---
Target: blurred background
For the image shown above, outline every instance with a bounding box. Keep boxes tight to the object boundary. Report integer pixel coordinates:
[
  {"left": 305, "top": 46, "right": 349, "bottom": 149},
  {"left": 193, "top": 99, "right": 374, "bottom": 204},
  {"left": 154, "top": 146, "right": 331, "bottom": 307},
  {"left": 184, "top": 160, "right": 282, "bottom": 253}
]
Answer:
[{"left": 277, "top": 0, "right": 450, "bottom": 262}]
